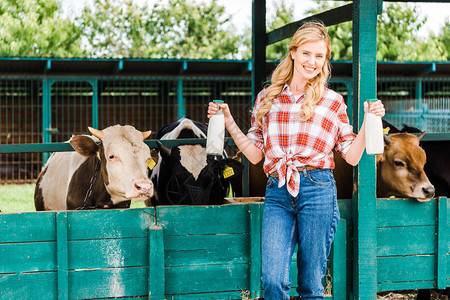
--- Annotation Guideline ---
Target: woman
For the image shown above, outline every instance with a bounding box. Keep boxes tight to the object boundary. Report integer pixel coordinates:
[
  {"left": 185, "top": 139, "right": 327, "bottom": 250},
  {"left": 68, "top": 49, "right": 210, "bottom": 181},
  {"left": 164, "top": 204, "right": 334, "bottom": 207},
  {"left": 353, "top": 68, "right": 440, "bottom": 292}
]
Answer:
[{"left": 207, "top": 21, "right": 385, "bottom": 299}]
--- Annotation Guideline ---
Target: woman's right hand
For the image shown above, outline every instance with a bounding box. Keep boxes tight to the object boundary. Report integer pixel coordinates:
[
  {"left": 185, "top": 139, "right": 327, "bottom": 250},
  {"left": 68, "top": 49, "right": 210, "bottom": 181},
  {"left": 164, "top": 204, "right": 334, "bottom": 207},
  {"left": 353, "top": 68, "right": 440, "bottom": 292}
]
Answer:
[{"left": 207, "top": 102, "right": 234, "bottom": 127}]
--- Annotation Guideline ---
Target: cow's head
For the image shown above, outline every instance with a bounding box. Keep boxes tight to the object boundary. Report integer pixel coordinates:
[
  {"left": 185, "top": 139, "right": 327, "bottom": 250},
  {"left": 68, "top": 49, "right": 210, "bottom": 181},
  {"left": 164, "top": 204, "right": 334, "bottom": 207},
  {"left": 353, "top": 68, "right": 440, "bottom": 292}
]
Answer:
[
  {"left": 153, "top": 141, "right": 243, "bottom": 205},
  {"left": 376, "top": 132, "right": 435, "bottom": 202},
  {"left": 70, "top": 125, "right": 154, "bottom": 204}
]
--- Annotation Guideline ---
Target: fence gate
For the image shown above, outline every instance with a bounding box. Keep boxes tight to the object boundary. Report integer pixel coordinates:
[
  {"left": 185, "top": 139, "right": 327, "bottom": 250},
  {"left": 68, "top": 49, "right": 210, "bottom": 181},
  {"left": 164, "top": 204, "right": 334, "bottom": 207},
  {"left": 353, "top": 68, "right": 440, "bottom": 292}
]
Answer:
[
  {"left": 44, "top": 79, "right": 97, "bottom": 144},
  {"left": 0, "top": 78, "right": 42, "bottom": 183}
]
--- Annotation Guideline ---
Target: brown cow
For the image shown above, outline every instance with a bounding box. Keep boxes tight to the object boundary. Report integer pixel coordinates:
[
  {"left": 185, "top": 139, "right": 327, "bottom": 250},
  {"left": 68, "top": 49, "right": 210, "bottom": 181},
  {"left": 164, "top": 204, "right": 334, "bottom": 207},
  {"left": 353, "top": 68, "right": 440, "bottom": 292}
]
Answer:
[
  {"left": 35, "top": 125, "right": 154, "bottom": 210},
  {"left": 376, "top": 132, "right": 434, "bottom": 201}
]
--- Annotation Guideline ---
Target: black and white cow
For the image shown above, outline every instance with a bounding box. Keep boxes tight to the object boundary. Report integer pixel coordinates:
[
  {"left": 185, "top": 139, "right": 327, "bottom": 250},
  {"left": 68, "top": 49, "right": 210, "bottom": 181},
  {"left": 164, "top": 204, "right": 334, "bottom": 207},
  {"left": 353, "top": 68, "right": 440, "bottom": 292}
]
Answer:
[
  {"left": 35, "top": 125, "right": 154, "bottom": 210},
  {"left": 147, "top": 118, "right": 243, "bottom": 206}
]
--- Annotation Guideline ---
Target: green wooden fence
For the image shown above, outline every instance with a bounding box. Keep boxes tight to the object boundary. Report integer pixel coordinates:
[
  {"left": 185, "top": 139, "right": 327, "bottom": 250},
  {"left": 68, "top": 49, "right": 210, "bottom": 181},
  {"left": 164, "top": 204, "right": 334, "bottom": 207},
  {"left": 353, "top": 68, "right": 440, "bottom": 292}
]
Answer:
[
  {"left": 1, "top": 197, "right": 448, "bottom": 299},
  {"left": 0, "top": 203, "right": 349, "bottom": 299}
]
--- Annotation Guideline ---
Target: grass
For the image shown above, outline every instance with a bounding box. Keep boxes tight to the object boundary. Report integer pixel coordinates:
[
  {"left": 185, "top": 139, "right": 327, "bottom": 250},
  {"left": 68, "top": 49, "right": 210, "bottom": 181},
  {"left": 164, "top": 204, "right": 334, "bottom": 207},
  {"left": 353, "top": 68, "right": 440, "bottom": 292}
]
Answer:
[
  {"left": 0, "top": 183, "right": 147, "bottom": 212},
  {"left": 0, "top": 184, "right": 36, "bottom": 212}
]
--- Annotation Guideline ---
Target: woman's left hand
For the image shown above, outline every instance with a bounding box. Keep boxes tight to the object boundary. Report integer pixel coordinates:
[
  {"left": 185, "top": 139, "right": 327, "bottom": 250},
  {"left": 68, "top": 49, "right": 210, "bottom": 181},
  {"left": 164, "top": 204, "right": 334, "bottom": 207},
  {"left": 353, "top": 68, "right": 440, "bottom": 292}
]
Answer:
[{"left": 364, "top": 100, "right": 385, "bottom": 117}]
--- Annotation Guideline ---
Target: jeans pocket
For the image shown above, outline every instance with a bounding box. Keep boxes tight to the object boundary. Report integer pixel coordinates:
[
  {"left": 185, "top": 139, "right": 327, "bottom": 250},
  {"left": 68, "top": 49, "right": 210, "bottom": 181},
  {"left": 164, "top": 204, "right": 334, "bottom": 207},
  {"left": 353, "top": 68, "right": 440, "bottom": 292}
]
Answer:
[
  {"left": 306, "top": 170, "right": 333, "bottom": 186},
  {"left": 266, "top": 176, "right": 275, "bottom": 189}
]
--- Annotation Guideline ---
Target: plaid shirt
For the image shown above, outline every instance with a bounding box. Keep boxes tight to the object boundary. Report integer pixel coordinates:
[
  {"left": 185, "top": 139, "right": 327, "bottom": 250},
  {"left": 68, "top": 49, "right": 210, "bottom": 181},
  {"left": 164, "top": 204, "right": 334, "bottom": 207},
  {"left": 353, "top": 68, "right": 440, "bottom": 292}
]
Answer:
[{"left": 247, "top": 84, "right": 356, "bottom": 197}]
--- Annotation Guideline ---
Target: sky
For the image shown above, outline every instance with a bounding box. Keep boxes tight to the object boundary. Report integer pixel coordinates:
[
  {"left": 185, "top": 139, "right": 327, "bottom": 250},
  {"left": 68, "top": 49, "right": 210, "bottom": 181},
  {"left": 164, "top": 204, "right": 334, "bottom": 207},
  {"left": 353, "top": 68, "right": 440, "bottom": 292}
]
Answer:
[{"left": 61, "top": 0, "right": 450, "bottom": 37}]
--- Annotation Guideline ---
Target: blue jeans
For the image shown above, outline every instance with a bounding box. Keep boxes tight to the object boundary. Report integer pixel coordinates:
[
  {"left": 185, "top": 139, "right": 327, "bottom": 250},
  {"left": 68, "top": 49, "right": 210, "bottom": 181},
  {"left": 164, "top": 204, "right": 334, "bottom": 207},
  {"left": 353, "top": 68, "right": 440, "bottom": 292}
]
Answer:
[{"left": 261, "top": 168, "right": 339, "bottom": 300}]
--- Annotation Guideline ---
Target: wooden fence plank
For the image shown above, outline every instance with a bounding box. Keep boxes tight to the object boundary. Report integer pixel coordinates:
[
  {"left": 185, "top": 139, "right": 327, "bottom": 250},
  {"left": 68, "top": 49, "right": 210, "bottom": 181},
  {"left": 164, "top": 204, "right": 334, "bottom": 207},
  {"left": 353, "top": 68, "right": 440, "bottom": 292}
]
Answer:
[
  {"left": 149, "top": 226, "right": 164, "bottom": 300},
  {"left": 68, "top": 208, "right": 156, "bottom": 240},
  {"left": 378, "top": 280, "right": 436, "bottom": 292},
  {"left": 352, "top": 0, "right": 379, "bottom": 298},
  {"left": 164, "top": 264, "right": 249, "bottom": 295},
  {"left": 378, "top": 255, "right": 435, "bottom": 283},
  {"left": 437, "top": 197, "right": 448, "bottom": 289},
  {"left": 57, "top": 212, "right": 69, "bottom": 300},
  {"left": 68, "top": 267, "right": 148, "bottom": 299},
  {"left": 377, "top": 226, "right": 435, "bottom": 256},
  {"left": 0, "top": 242, "right": 56, "bottom": 273},
  {"left": 68, "top": 238, "right": 148, "bottom": 270},
  {"left": 337, "top": 199, "right": 351, "bottom": 222},
  {"left": 163, "top": 291, "right": 246, "bottom": 299},
  {"left": 0, "top": 211, "right": 56, "bottom": 243},
  {"left": 249, "top": 203, "right": 262, "bottom": 299},
  {"left": 164, "top": 234, "right": 249, "bottom": 267},
  {"left": 377, "top": 198, "right": 437, "bottom": 227},
  {"left": 156, "top": 204, "right": 250, "bottom": 236},
  {"left": 0, "top": 272, "right": 57, "bottom": 300},
  {"left": 332, "top": 219, "right": 347, "bottom": 300}
]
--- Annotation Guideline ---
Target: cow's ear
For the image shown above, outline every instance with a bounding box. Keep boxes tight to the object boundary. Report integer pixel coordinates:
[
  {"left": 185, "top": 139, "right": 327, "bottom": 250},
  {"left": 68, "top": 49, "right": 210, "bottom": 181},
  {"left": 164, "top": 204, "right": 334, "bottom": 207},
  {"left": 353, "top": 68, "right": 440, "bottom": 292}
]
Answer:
[
  {"left": 157, "top": 141, "right": 171, "bottom": 160},
  {"left": 70, "top": 136, "right": 99, "bottom": 157},
  {"left": 217, "top": 158, "right": 244, "bottom": 179}
]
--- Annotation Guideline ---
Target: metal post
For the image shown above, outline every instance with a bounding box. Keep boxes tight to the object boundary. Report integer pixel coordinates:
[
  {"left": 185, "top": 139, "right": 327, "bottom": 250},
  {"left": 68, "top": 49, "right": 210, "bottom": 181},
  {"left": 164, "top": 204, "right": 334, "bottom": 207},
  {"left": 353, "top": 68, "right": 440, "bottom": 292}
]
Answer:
[
  {"left": 177, "top": 79, "right": 185, "bottom": 119},
  {"left": 91, "top": 79, "right": 99, "bottom": 129},
  {"left": 42, "top": 78, "right": 52, "bottom": 164}
]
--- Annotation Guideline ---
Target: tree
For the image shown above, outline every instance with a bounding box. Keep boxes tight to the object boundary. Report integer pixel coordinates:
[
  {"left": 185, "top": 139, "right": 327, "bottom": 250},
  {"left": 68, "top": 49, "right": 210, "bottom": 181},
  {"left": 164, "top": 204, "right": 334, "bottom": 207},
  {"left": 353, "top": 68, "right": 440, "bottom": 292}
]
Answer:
[
  {"left": 376, "top": 2, "right": 446, "bottom": 61},
  {"left": 305, "top": 1, "right": 448, "bottom": 61},
  {"left": 0, "top": 0, "right": 83, "bottom": 57},
  {"left": 265, "top": 1, "right": 295, "bottom": 60},
  {"left": 304, "top": 1, "right": 353, "bottom": 61},
  {"left": 78, "top": 0, "right": 243, "bottom": 59},
  {"left": 433, "top": 18, "right": 450, "bottom": 60},
  {"left": 76, "top": 0, "right": 149, "bottom": 58}
]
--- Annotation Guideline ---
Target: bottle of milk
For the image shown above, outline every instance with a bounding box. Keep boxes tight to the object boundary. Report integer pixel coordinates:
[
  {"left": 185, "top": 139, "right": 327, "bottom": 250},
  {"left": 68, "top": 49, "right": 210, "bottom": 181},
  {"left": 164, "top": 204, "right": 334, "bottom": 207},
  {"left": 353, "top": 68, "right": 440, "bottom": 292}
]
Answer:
[
  {"left": 206, "top": 100, "right": 225, "bottom": 156},
  {"left": 365, "top": 99, "right": 384, "bottom": 155}
]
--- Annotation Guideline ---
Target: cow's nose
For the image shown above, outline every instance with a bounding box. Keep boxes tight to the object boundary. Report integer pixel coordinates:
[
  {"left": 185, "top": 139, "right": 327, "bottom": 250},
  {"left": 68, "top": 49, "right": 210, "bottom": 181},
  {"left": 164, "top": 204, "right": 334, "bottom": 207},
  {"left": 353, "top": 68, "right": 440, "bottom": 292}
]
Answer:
[
  {"left": 134, "top": 180, "right": 153, "bottom": 196},
  {"left": 422, "top": 186, "right": 435, "bottom": 198}
]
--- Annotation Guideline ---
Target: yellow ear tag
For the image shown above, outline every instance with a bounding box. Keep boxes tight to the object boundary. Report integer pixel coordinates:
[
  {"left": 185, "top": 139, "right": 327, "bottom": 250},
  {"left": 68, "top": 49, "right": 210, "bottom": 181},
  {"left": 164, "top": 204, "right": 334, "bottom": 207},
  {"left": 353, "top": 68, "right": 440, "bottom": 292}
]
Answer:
[
  {"left": 223, "top": 165, "right": 235, "bottom": 178},
  {"left": 147, "top": 158, "right": 156, "bottom": 170},
  {"left": 383, "top": 127, "right": 390, "bottom": 135}
]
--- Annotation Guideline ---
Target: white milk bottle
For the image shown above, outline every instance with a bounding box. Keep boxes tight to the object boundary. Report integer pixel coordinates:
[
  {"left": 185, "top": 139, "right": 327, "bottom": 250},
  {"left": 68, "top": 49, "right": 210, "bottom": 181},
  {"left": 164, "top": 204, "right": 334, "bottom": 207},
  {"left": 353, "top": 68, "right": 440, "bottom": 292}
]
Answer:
[
  {"left": 365, "top": 99, "right": 384, "bottom": 155},
  {"left": 206, "top": 100, "right": 225, "bottom": 155}
]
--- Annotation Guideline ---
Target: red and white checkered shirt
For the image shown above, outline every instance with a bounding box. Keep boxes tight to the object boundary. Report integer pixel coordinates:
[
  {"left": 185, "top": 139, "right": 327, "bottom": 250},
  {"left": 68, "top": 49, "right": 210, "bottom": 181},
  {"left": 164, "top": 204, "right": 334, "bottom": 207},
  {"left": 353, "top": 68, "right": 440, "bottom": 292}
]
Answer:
[{"left": 247, "top": 84, "right": 356, "bottom": 197}]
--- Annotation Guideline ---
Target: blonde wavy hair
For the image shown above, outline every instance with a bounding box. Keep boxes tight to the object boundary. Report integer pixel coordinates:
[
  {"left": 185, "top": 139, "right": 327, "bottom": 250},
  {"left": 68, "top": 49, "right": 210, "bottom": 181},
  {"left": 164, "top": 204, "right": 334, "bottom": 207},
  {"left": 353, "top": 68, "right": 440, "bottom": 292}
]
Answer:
[{"left": 256, "top": 21, "right": 332, "bottom": 125}]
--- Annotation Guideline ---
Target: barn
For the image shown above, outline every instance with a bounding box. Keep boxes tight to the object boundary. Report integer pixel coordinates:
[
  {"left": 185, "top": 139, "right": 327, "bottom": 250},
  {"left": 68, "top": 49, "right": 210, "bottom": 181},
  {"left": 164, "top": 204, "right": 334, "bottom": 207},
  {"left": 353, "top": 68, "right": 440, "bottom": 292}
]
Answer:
[{"left": 0, "top": 0, "right": 449, "bottom": 299}]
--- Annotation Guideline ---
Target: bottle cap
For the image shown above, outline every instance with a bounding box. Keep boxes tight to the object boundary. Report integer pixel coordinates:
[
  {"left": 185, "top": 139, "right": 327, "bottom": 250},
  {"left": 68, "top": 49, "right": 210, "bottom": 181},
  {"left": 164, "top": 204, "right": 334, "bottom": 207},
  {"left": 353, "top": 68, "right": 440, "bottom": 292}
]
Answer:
[
  {"left": 213, "top": 100, "right": 224, "bottom": 103},
  {"left": 366, "top": 99, "right": 378, "bottom": 102}
]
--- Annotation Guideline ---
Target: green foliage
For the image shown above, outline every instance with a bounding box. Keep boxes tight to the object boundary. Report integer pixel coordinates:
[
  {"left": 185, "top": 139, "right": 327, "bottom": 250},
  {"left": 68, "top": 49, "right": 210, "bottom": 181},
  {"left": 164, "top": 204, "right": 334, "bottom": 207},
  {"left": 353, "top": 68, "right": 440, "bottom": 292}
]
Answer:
[
  {"left": 434, "top": 19, "right": 450, "bottom": 60},
  {"left": 0, "top": 0, "right": 448, "bottom": 61},
  {"left": 145, "top": 0, "right": 242, "bottom": 59},
  {"left": 0, "top": 0, "right": 83, "bottom": 57},
  {"left": 376, "top": 2, "right": 445, "bottom": 61},
  {"left": 265, "top": 1, "right": 295, "bottom": 60},
  {"left": 305, "top": 1, "right": 449, "bottom": 61},
  {"left": 305, "top": 1, "right": 353, "bottom": 60},
  {"left": 78, "top": 0, "right": 243, "bottom": 59}
]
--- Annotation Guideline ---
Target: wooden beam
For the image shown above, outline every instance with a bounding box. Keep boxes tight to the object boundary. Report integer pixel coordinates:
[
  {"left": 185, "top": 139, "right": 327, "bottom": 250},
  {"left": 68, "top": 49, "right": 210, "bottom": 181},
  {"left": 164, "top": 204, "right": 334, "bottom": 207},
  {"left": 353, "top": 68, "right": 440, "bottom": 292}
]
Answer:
[
  {"left": 252, "top": 0, "right": 266, "bottom": 106},
  {"left": 351, "top": 0, "right": 379, "bottom": 298},
  {"left": 148, "top": 226, "right": 164, "bottom": 299},
  {"left": 56, "top": 212, "right": 69, "bottom": 300},
  {"left": 267, "top": 4, "right": 353, "bottom": 45}
]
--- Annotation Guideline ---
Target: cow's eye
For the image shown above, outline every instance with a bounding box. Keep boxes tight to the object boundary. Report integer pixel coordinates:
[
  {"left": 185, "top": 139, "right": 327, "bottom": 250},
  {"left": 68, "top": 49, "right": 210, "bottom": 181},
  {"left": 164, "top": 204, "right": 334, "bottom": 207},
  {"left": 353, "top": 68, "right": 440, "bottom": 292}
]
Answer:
[
  {"left": 108, "top": 154, "right": 115, "bottom": 160},
  {"left": 394, "top": 159, "right": 406, "bottom": 167}
]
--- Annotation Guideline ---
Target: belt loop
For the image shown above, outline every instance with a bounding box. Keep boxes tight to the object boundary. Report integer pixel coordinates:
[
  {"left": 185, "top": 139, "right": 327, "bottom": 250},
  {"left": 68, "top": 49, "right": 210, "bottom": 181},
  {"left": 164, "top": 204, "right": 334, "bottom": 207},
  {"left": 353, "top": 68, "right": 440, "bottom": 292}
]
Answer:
[{"left": 302, "top": 167, "right": 308, "bottom": 176}]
